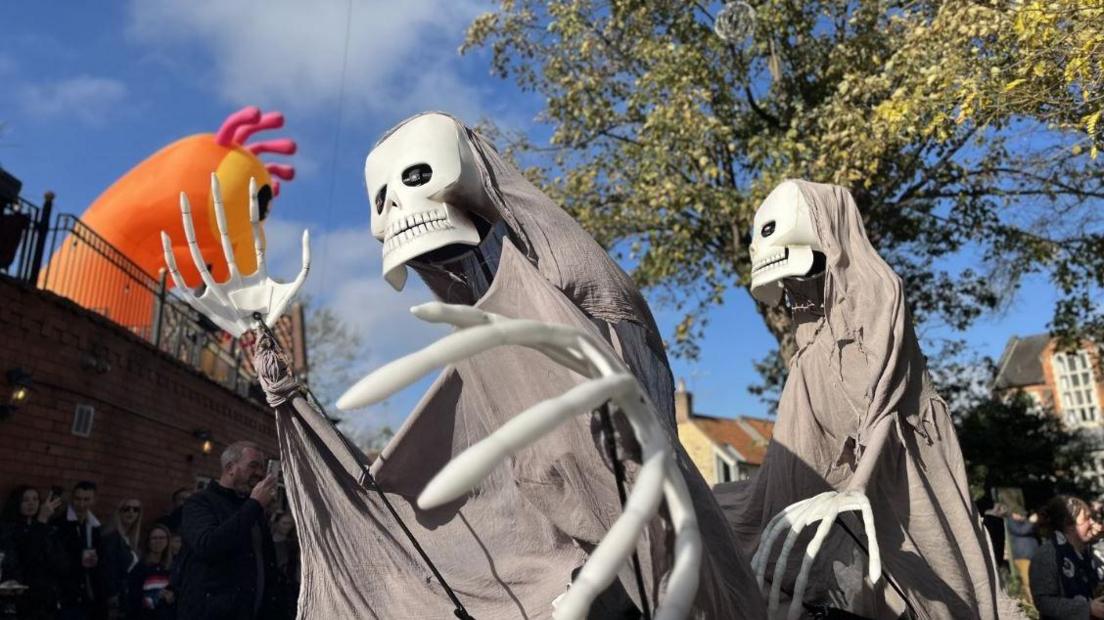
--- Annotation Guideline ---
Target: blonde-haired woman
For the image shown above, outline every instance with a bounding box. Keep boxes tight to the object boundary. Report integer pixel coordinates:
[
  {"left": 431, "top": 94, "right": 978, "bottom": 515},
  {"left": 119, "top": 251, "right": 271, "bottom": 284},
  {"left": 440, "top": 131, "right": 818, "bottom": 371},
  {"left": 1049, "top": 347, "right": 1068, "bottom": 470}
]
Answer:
[{"left": 102, "top": 498, "right": 143, "bottom": 612}]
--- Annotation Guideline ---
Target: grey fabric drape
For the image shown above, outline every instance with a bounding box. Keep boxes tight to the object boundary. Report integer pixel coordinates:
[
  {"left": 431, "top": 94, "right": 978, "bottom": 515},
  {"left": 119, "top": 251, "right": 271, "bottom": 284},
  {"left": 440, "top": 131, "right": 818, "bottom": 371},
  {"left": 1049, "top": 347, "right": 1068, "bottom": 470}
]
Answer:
[
  {"left": 257, "top": 114, "right": 765, "bottom": 618},
  {"left": 715, "top": 180, "right": 1024, "bottom": 618}
]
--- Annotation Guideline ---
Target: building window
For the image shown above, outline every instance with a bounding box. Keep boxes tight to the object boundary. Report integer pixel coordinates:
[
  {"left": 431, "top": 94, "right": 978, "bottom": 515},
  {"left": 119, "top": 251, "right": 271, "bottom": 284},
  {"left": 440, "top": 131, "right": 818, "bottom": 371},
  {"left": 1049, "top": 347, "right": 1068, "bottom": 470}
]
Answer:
[
  {"left": 1054, "top": 350, "right": 1101, "bottom": 425},
  {"left": 715, "top": 451, "right": 737, "bottom": 485},
  {"left": 71, "top": 404, "right": 95, "bottom": 437}
]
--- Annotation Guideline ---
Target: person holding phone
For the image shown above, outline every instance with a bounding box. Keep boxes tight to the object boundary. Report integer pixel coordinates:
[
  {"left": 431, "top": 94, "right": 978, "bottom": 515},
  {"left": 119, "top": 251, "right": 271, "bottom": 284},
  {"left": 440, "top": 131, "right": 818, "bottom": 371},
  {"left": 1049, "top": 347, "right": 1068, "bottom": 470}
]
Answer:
[
  {"left": 177, "top": 440, "right": 287, "bottom": 620},
  {"left": 1030, "top": 495, "right": 1104, "bottom": 619},
  {"left": 0, "top": 485, "right": 65, "bottom": 619}
]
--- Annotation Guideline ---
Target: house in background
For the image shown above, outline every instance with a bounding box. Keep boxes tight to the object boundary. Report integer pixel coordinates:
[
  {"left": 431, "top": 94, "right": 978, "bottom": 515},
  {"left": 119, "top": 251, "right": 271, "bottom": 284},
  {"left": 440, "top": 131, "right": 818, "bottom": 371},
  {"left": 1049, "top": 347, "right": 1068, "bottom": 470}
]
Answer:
[
  {"left": 675, "top": 380, "right": 774, "bottom": 486},
  {"left": 994, "top": 333, "right": 1104, "bottom": 477},
  {"left": 994, "top": 334, "right": 1102, "bottom": 426}
]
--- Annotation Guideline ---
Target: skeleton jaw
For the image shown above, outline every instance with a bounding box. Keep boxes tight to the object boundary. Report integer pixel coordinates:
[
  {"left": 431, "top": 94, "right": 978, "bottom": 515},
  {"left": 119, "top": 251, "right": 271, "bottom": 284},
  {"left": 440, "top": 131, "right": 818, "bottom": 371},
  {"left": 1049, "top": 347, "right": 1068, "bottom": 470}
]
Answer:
[
  {"left": 380, "top": 203, "right": 481, "bottom": 290},
  {"left": 749, "top": 245, "right": 814, "bottom": 304}
]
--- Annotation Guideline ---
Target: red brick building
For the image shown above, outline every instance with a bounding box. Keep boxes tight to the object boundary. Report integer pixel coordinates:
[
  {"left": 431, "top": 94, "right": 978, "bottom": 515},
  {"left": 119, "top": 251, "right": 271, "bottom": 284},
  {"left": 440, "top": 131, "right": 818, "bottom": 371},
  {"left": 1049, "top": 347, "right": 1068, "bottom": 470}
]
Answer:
[
  {"left": 994, "top": 334, "right": 1103, "bottom": 426},
  {"left": 994, "top": 333, "right": 1104, "bottom": 478},
  {"left": 0, "top": 274, "right": 282, "bottom": 520}
]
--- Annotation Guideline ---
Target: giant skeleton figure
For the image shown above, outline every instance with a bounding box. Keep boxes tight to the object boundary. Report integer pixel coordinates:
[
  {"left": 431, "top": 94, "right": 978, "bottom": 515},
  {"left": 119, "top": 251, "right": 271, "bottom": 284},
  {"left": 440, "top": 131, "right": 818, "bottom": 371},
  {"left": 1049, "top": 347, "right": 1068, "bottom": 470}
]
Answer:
[
  {"left": 162, "top": 112, "right": 766, "bottom": 618},
  {"left": 716, "top": 180, "right": 1022, "bottom": 619}
]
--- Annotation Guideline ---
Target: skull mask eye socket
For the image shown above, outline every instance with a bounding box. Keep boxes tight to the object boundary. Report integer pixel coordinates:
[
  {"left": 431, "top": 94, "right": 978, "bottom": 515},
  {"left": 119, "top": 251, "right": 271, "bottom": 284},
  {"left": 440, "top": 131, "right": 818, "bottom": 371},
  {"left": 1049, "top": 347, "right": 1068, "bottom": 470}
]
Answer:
[
  {"left": 760, "top": 221, "right": 776, "bottom": 238},
  {"left": 402, "top": 163, "right": 432, "bottom": 187},
  {"left": 374, "top": 185, "right": 387, "bottom": 215}
]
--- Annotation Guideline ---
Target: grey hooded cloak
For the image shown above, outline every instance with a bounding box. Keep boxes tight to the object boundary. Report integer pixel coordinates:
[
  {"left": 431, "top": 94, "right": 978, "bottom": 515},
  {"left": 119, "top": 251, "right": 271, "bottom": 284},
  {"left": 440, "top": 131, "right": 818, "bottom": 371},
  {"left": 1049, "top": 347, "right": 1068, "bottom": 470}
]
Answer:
[
  {"left": 255, "top": 113, "right": 765, "bottom": 618},
  {"left": 715, "top": 180, "right": 1022, "bottom": 618}
]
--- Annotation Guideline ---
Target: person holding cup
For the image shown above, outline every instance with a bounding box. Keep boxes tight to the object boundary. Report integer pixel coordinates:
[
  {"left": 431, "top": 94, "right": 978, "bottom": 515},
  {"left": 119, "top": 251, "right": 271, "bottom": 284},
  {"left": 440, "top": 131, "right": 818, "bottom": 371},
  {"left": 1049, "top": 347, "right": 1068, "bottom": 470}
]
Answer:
[{"left": 50, "top": 480, "right": 108, "bottom": 620}]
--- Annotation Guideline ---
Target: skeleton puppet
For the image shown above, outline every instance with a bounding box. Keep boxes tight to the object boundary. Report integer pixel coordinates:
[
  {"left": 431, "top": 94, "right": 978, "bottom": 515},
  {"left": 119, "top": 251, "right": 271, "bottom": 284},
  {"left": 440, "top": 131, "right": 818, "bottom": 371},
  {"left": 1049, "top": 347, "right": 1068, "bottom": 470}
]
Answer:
[
  {"left": 165, "top": 112, "right": 765, "bottom": 618},
  {"left": 715, "top": 180, "right": 1020, "bottom": 618}
]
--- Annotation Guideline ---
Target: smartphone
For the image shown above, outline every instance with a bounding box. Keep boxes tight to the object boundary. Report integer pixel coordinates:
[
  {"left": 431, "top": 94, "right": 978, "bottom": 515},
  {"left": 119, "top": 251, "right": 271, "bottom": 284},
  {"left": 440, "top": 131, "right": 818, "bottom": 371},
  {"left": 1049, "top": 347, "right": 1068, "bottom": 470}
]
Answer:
[{"left": 266, "top": 459, "right": 282, "bottom": 482}]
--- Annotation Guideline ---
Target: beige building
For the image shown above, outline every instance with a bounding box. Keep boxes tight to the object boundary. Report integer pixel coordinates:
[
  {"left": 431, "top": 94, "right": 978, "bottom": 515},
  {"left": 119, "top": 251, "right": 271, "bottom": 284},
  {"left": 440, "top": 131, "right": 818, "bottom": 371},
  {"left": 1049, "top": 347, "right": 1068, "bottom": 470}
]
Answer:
[{"left": 674, "top": 381, "right": 774, "bottom": 486}]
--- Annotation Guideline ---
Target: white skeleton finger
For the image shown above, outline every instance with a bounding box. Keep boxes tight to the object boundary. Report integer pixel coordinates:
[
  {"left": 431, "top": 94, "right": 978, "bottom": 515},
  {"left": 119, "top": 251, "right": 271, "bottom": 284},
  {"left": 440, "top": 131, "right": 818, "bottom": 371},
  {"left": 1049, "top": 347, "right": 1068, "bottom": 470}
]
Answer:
[
  {"left": 160, "top": 231, "right": 215, "bottom": 318},
  {"left": 179, "top": 192, "right": 230, "bottom": 305},
  {"left": 211, "top": 174, "right": 241, "bottom": 282},
  {"left": 553, "top": 451, "right": 667, "bottom": 620},
  {"left": 162, "top": 174, "right": 310, "bottom": 337},
  {"left": 754, "top": 492, "right": 829, "bottom": 588},
  {"left": 417, "top": 374, "right": 637, "bottom": 509},
  {"left": 857, "top": 492, "right": 881, "bottom": 583},
  {"left": 789, "top": 498, "right": 845, "bottom": 620},
  {"left": 658, "top": 474, "right": 701, "bottom": 620},
  {"left": 263, "top": 229, "right": 310, "bottom": 329},
  {"left": 249, "top": 177, "right": 268, "bottom": 280},
  {"left": 340, "top": 303, "right": 702, "bottom": 619},
  {"left": 760, "top": 490, "right": 881, "bottom": 619},
  {"left": 410, "top": 303, "right": 593, "bottom": 375},
  {"left": 337, "top": 318, "right": 579, "bottom": 410},
  {"left": 769, "top": 496, "right": 822, "bottom": 613}
]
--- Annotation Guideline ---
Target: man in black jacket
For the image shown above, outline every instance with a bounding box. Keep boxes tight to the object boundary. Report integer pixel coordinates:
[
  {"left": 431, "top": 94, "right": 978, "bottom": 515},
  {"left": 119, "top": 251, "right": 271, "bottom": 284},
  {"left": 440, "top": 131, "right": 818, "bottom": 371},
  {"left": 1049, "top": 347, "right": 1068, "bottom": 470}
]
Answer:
[
  {"left": 177, "top": 440, "right": 285, "bottom": 619},
  {"left": 51, "top": 480, "right": 109, "bottom": 620}
]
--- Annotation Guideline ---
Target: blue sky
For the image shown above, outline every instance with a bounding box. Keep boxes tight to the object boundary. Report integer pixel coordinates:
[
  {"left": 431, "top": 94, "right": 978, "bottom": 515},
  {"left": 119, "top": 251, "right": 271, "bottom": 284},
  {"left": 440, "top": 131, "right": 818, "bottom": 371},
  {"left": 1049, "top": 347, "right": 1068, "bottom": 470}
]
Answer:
[{"left": 0, "top": 1, "right": 1060, "bottom": 433}]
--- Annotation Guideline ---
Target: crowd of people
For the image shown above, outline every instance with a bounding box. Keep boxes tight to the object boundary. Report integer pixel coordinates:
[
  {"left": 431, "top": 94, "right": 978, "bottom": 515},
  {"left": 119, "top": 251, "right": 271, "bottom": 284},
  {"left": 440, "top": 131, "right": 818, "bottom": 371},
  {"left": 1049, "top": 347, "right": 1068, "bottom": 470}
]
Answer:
[
  {"left": 984, "top": 494, "right": 1104, "bottom": 619},
  {"left": 0, "top": 441, "right": 299, "bottom": 620}
]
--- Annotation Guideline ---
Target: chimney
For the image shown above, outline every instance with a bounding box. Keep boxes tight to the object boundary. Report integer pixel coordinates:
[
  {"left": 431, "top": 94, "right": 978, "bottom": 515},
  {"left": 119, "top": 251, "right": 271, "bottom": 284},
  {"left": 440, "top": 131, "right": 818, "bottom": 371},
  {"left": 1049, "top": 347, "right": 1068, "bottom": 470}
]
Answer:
[{"left": 675, "top": 378, "right": 693, "bottom": 423}]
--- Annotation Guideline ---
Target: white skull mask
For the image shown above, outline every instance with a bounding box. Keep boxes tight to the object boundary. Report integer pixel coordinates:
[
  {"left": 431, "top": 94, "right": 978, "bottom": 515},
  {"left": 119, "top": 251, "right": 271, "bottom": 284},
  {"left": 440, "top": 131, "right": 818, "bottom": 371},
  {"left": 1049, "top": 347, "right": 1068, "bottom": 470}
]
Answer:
[
  {"left": 366, "top": 114, "right": 485, "bottom": 291},
  {"left": 748, "top": 180, "right": 823, "bottom": 305}
]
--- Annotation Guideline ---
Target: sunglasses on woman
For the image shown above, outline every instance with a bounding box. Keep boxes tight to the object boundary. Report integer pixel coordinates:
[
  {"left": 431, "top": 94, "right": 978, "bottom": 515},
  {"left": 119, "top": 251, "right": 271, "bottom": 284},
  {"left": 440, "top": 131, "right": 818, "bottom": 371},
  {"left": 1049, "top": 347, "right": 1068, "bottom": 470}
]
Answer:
[{"left": 120, "top": 505, "right": 141, "bottom": 513}]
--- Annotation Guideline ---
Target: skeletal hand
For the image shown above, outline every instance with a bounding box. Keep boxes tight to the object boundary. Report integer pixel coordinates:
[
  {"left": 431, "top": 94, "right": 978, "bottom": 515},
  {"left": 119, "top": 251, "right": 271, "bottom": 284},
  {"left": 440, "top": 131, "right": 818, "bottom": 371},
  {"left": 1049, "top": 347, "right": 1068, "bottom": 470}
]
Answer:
[
  {"left": 752, "top": 489, "right": 880, "bottom": 620},
  {"left": 161, "top": 174, "right": 309, "bottom": 337},
  {"left": 336, "top": 302, "right": 701, "bottom": 620}
]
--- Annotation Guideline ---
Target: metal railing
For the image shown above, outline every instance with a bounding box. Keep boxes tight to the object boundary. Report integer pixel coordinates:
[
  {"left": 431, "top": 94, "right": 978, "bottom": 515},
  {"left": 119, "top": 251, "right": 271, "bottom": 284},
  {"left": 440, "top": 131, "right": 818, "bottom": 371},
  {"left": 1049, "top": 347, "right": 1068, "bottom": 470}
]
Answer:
[
  {"left": 0, "top": 194, "right": 52, "bottom": 283},
  {"left": 4, "top": 205, "right": 302, "bottom": 400}
]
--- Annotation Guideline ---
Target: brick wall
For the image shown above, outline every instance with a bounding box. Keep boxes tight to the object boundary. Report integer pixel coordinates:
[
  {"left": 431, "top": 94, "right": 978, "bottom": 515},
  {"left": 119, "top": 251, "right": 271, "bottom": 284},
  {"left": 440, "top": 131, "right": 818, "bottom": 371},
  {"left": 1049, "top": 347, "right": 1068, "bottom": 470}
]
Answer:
[{"left": 0, "top": 274, "right": 278, "bottom": 522}]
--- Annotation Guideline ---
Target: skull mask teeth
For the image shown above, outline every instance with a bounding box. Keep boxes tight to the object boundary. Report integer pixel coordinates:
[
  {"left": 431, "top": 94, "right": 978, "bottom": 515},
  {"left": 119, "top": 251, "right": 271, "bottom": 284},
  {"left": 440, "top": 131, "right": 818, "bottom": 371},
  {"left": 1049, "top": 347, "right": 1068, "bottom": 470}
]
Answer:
[
  {"left": 748, "top": 180, "right": 822, "bottom": 305},
  {"left": 365, "top": 114, "right": 484, "bottom": 291}
]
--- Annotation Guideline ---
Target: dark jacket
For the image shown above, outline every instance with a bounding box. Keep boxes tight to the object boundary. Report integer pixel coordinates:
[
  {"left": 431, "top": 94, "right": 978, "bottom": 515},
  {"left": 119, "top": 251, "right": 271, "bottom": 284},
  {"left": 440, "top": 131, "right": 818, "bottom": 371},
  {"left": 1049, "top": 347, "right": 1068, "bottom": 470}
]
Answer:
[
  {"left": 1007, "top": 518, "right": 1040, "bottom": 560},
  {"left": 0, "top": 518, "right": 66, "bottom": 619},
  {"left": 100, "top": 529, "right": 138, "bottom": 607},
  {"left": 177, "top": 482, "right": 284, "bottom": 620},
  {"left": 1030, "top": 538, "right": 1100, "bottom": 619},
  {"left": 49, "top": 510, "right": 109, "bottom": 615}
]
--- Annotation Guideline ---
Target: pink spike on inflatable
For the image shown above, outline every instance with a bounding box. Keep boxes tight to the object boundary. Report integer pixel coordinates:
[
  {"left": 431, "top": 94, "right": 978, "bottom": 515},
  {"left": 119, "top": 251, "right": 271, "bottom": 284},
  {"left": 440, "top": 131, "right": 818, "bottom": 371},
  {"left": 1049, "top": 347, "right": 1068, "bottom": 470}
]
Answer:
[
  {"left": 266, "top": 163, "right": 296, "bottom": 181},
  {"left": 232, "top": 111, "right": 285, "bottom": 144},
  {"left": 215, "top": 106, "right": 261, "bottom": 146},
  {"left": 247, "top": 139, "right": 298, "bottom": 156},
  {"left": 272, "top": 181, "right": 281, "bottom": 197}
]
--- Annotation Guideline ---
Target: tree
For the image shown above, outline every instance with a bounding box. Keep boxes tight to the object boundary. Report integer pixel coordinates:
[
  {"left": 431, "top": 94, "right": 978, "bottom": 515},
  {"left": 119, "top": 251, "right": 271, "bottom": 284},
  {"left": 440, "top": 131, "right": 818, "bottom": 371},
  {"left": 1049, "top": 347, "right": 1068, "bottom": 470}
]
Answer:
[
  {"left": 463, "top": 0, "right": 1104, "bottom": 401},
  {"left": 302, "top": 298, "right": 364, "bottom": 409},
  {"left": 955, "top": 392, "right": 1099, "bottom": 508}
]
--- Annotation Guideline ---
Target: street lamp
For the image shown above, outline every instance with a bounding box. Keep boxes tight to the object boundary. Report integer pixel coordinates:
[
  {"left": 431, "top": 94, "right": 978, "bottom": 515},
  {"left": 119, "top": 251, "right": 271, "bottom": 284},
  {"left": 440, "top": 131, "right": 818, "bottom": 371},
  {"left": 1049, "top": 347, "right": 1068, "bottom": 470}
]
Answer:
[
  {"left": 193, "top": 429, "right": 214, "bottom": 454},
  {"left": 1, "top": 368, "right": 33, "bottom": 419}
]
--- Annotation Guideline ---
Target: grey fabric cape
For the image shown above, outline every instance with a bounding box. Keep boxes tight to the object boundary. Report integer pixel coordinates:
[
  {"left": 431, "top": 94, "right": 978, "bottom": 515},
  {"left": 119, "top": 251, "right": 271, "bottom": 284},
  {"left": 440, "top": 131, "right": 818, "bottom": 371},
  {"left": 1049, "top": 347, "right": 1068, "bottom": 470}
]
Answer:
[
  {"left": 255, "top": 114, "right": 765, "bottom": 618},
  {"left": 715, "top": 180, "right": 1022, "bottom": 618}
]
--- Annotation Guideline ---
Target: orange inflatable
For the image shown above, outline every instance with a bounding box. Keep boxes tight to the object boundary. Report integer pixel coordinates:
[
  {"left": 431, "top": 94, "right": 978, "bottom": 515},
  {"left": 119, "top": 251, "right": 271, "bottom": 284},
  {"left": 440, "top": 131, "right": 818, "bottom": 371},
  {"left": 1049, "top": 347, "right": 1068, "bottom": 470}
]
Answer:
[{"left": 42, "top": 107, "right": 296, "bottom": 332}]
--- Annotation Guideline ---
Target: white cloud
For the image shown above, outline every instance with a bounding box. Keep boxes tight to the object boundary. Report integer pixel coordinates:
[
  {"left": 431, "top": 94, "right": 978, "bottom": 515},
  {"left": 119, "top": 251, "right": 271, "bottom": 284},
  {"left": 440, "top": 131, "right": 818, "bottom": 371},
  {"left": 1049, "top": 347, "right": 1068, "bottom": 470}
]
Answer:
[
  {"left": 17, "top": 76, "right": 128, "bottom": 125},
  {"left": 126, "top": 0, "right": 487, "bottom": 117}
]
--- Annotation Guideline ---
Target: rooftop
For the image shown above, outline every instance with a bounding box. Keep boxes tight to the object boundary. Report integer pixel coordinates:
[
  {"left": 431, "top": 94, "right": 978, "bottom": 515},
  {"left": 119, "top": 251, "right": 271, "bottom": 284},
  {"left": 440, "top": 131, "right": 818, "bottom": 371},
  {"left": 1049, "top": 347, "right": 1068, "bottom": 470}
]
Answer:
[{"left": 993, "top": 333, "right": 1050, "bottom": 390}]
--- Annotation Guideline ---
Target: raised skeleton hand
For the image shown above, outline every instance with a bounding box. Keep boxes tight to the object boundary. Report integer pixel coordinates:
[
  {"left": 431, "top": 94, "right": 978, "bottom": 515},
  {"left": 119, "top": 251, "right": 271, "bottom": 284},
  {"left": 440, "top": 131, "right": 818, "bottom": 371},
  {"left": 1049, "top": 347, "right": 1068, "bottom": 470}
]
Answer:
[
  {"left": 160, "top": 174, "right": 309, "bottom": 337},
  {"left": 336, "top": 302, "right": 701, "bottom": 620},
  {"left": 752, "top": 489, "right": 880, "bottom": 620}
]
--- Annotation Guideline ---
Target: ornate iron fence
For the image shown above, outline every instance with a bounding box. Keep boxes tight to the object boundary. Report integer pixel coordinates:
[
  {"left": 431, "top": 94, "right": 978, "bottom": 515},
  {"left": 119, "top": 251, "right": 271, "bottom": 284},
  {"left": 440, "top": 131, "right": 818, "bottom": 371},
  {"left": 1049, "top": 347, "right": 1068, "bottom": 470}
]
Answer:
[{"left": 4, "top": 205, "right": 302, "bottom": 399}]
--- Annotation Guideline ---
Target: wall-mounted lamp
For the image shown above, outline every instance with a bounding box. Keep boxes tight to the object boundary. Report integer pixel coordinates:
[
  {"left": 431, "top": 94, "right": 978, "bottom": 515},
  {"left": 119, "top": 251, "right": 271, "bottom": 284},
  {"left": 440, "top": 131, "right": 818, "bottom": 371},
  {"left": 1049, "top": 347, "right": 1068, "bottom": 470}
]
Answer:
[
  {"left": 1, "top": 368, "right": 33, "bottom": 419},
  {"left": 193, "top": 429, "right": 214, "bottom": 454}
]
